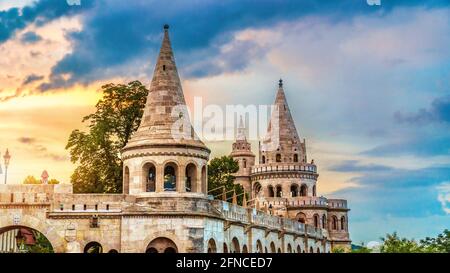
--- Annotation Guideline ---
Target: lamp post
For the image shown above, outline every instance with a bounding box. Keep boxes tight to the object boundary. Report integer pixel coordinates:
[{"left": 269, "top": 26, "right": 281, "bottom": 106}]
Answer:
[{"left": 3, "top": 149, "right": 11, "bottom": 184}]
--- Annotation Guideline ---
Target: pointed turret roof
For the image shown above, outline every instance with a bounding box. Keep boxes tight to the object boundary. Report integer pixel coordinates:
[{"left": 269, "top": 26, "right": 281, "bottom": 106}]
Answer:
[
  {"left": 236, "top": 116, "right": 246, "bottom": 141},
  {"left": 262, "top": 79, "right": 301, "bottom": 152},
  {"left": 124, "top": 25, "right": 208, "bottom": 151}
]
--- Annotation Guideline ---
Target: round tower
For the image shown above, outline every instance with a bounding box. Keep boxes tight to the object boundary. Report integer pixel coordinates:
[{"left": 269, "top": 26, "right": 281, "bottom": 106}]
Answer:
[
  {"left": 251, "top": 80, "right": 319, "bottom": 218},
  {"left": 230, "top": 116, "right": 255, "bottom": 195},
  {"left": 121, "top": 25, "right": 210, "bottom": 197}
]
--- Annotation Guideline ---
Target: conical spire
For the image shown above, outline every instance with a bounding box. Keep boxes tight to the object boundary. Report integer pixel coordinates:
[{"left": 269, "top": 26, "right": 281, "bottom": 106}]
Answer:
[
  {"left": 124, "top": 25, "right": 208, "bottom": 151},
  {"left": 261, "top": 79, "right": 304, "bottom": 161},
  {"left": 236, "top": 116, "right": 246, "bottom": 141}
]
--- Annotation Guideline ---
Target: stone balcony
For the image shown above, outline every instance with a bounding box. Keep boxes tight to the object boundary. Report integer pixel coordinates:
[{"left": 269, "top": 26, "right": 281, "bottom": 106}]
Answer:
[
  {"left": 327, "top": 199, "right": 348, "bottom": 210},
  {"left": 212, "top": 200, "right": 325, "bottom": 239},
  {"left": 259, "top": 196, "right": 332, "bottom": 209},
  {"left": 251, "top": 163, "right": 318, "bottom": 175}
]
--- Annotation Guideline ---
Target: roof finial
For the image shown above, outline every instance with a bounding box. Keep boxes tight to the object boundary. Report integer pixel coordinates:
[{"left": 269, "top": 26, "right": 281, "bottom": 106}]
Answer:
[
  {"left": 279, "top": 78, "right": 283, "bottom": 88},
  {"left": 164, "top": 24, "right": 169, "bottom": 31}
]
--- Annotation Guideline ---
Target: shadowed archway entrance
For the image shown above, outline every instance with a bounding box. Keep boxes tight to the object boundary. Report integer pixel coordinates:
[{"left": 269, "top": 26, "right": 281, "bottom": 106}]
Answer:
[
  {"left": 146, "top": 237, "right": 178, "bottom": 253},
  {"left": 84, "top": 241, "right": 103, "bottom": 253},
  {"left": 0, "top": 226, "right": 54, "bottom": 253}
]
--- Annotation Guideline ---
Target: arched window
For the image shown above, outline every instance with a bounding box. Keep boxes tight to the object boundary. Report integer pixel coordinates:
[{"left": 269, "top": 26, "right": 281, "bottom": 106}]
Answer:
[
  {"left": 341, "top": 216, "right": 346, "bottom": 231},
  {"left": 243, "top": 159, "right": 247, "bottom": 168},
  {"left": 290, "top": 184, "right": 299, "bottom": 197},
  {"left": 297, "top": 245, "right": 301, "bottom": 253},
  {"left": 231, "top": 237, "right": 240, "bottom": 253},
  {"left": 293, "top": 154, "right": 298, "bottom": 162},
  {"left": 262, "top": 155, "right": 266, "bottom": 164},
  {"left": 277, "top": 248, "right": 282, "bottom": 253},
  {"left": 296, "top": 212, "right": 306, "bottom": 224},
  {"left": 309, "top": 246, "right": 314, "bottom": 253},
  {"left": 276, "top": 154, "right": 281, "bottom": 162},
  {"left": 276, "top": 185, "right": 282, "bottom": 197},
  {"left": 300, "top": 184, "right": 308, "bottom": 196},
  {"left": 123, "top": 166, "right": 130, "bottom": 194},
  {"left": 84, "top": 242, "right": 103, "bottom": 253},
  {"left": 185, "top": 163, "right": 197, "bottom": 192},
  {"left": 207, "top": 238, "right": 217, "bottom": 253},
  {"left": 242, "top": 245, "right": 248, "bottom": 253},
  {"left": 256, "top": 240, "right": 263, "bottom": 253},
  {"left": 313, "top": 185, "right": 316, "bottom": 197},
  {"left": 201, "top": 165, "right": 207, "bottom": 193},
  {"left": 317, "top": 248, "right": 320, "bottom": 253},
  {"left": 223, "top": 243, "right": 228, "bottom": 253},
  {"left": 253, "top": 182, "right": 262, "bottom": 197},
  {"left": 268, "top": 185, "right": 275, "bottom": 197},
  {"left": 270, "top": 242, "right": 276, "bottom": 253},
  {"left": 313, "top": 214, "right": 320, "bottom": 228},
  {"left": 332, "top": 216, "right": 338, "bottom": 230},
  {"left": 322, "top": 214, "right": 327, "bottom": 229},
  {"left": 287, "top": 244, "right": 292, "bottom": 253},
  {"left": 146, "top": 237, "right": 178, "bottom": 253},
  {"left": 143, "top": 163, "right": 156, "bottom": 192},
  {"left": 164, "top": 163, "right": 177, "bottom": 191}
]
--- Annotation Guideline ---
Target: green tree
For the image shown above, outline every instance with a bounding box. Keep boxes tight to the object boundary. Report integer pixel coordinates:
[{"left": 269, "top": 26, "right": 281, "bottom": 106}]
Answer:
[
  {"left": 332, "top": 247, "right": 346, "bottom": 253},
  {"left": 351, "top": 246, "right": 372, "bottom": 253},
  {"left": 48, "top": 179, "right": 60, "bottom": 185},
  {"left": 26, "top": 231, "right": 54, "bottom": 253},
  {"left": 23, "top": 176, "right": 40, "bottom": 184},
  {"left": 207, "top": 156, "right": 246, "bottom": 205},
  {"left": 380, "top": 232, "right": 423, "bottom": 253},
  {"left": 420, "top": 229, "right": 450, "bottom": 253},
  {"left": 66, "top": 81, "right": 148, "bottom": 193}
]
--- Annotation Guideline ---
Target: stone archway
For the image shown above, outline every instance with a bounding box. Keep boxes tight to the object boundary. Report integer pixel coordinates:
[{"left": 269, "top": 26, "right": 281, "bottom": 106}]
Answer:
[
  {"left": 207, "top": 238, "right": 217, "bottom": 253},
  {"left": 84, "top": 241, "right": 103, "bottom": 253},
  {"left": 0, "top": 214, "right": 65, "bottom": 253},
  {"left": 231, "top": 237, "right": 240, "bottom": 253},
  {"left": 146, "top": 237, "right": 178, "bottom": 253},
  {"left": 0, "top": 226, "right": 54, "bottom": 253}
]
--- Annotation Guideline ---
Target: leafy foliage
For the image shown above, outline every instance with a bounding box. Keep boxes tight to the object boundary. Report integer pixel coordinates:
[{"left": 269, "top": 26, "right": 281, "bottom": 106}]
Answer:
[
  {"left": 23, "top": 176, "right": 60, "bottom": 184},
  {"left": 380, "top": 232, "right": 423, "bottom": 253},
  {"left": 420, "top": 229, "right": 450, "bottom": 253},
  {"left": 207, "top": 156, "right": 246, "bottom": 205},
  {"left": 26, "top": 231, "right": 54, "bottom": 253},
  {"left": 66, "top": 81, "right": 148, "bottom": 193},
  {"left": 23, "top": 175, "right": 41, "bottom": 184},
  {"left": 332, "top": 247, "right": 346, "bottom": 253},
  {"left": 351, "top": 246, "right": 372, "bottom": 253}
]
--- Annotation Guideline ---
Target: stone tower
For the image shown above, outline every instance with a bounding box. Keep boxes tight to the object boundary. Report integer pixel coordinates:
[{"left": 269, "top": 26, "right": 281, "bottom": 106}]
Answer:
[
  {"left": 260, "top": 79, "right": 307, "bottom": 165},
  {"left": 251, "top": 79, "right": 318, "bottom": 217},
  {"left": 121, "top": 25, "right": 210, "bottom": 196},
  {"left": 230, "top": 116, "right": 255, "bottom": 195}
]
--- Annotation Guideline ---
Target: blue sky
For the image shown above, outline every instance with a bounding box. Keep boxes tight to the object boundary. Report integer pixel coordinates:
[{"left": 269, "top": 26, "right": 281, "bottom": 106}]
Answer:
[{"left": 0, "top": 0, "right": 449, "bottom": 244}]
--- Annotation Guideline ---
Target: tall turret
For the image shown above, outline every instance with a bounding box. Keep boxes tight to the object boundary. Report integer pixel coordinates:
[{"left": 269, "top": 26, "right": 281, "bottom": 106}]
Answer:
[
  {"left": 121, "top": 25, "right": 210, "bottom": 196},
  {"left": 260, "top": 79, "right": 306, "bottom": 165},
  {"left": 230, "top": 116, "right": 255, "bottom": 195}
]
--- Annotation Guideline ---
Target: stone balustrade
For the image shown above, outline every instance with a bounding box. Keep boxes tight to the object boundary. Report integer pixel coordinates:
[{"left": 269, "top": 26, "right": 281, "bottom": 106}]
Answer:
[
  {"left": 212, "top": 200, "right": 323, "bottom": 239},
  {"left": 251, "top": 163, "right": 317, "bottom": 175},
  {"left": 261, "top": 196, "right": 330, "bottom": 209},
  {"left": 328, "top": 199, "right": 348, "bottom": 209}
]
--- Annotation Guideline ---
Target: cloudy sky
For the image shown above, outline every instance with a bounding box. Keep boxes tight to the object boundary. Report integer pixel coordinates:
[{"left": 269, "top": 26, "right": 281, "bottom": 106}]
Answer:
[{"left": 0, "top": 0, "right": 449, "bottom": 244}]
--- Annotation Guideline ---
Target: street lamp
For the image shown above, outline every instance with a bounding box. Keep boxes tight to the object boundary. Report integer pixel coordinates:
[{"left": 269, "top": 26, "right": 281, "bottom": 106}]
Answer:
[{"left": 3, "top": 149, "right": 11, "bottom": 184}]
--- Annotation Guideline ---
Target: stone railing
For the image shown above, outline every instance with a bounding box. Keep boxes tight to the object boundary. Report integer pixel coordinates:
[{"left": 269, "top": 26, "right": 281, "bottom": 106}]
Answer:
[
  {"left": 252, "top": 210, "right": 283, "bottom": 229},
  {"left": 251, "top": 163, "right": 317, "bottom": 175},
  {"left": 261, "top": 196, "right": 329, "bottom": 209},
  {"left": 212, "top": 200, "right": 322, "bottom": 239},
  {"left": 328, "top": 199, "right": 348, "bottom": 209},
  {"left": 287, "top": 196, "right": 328, "bottom": 208}
]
